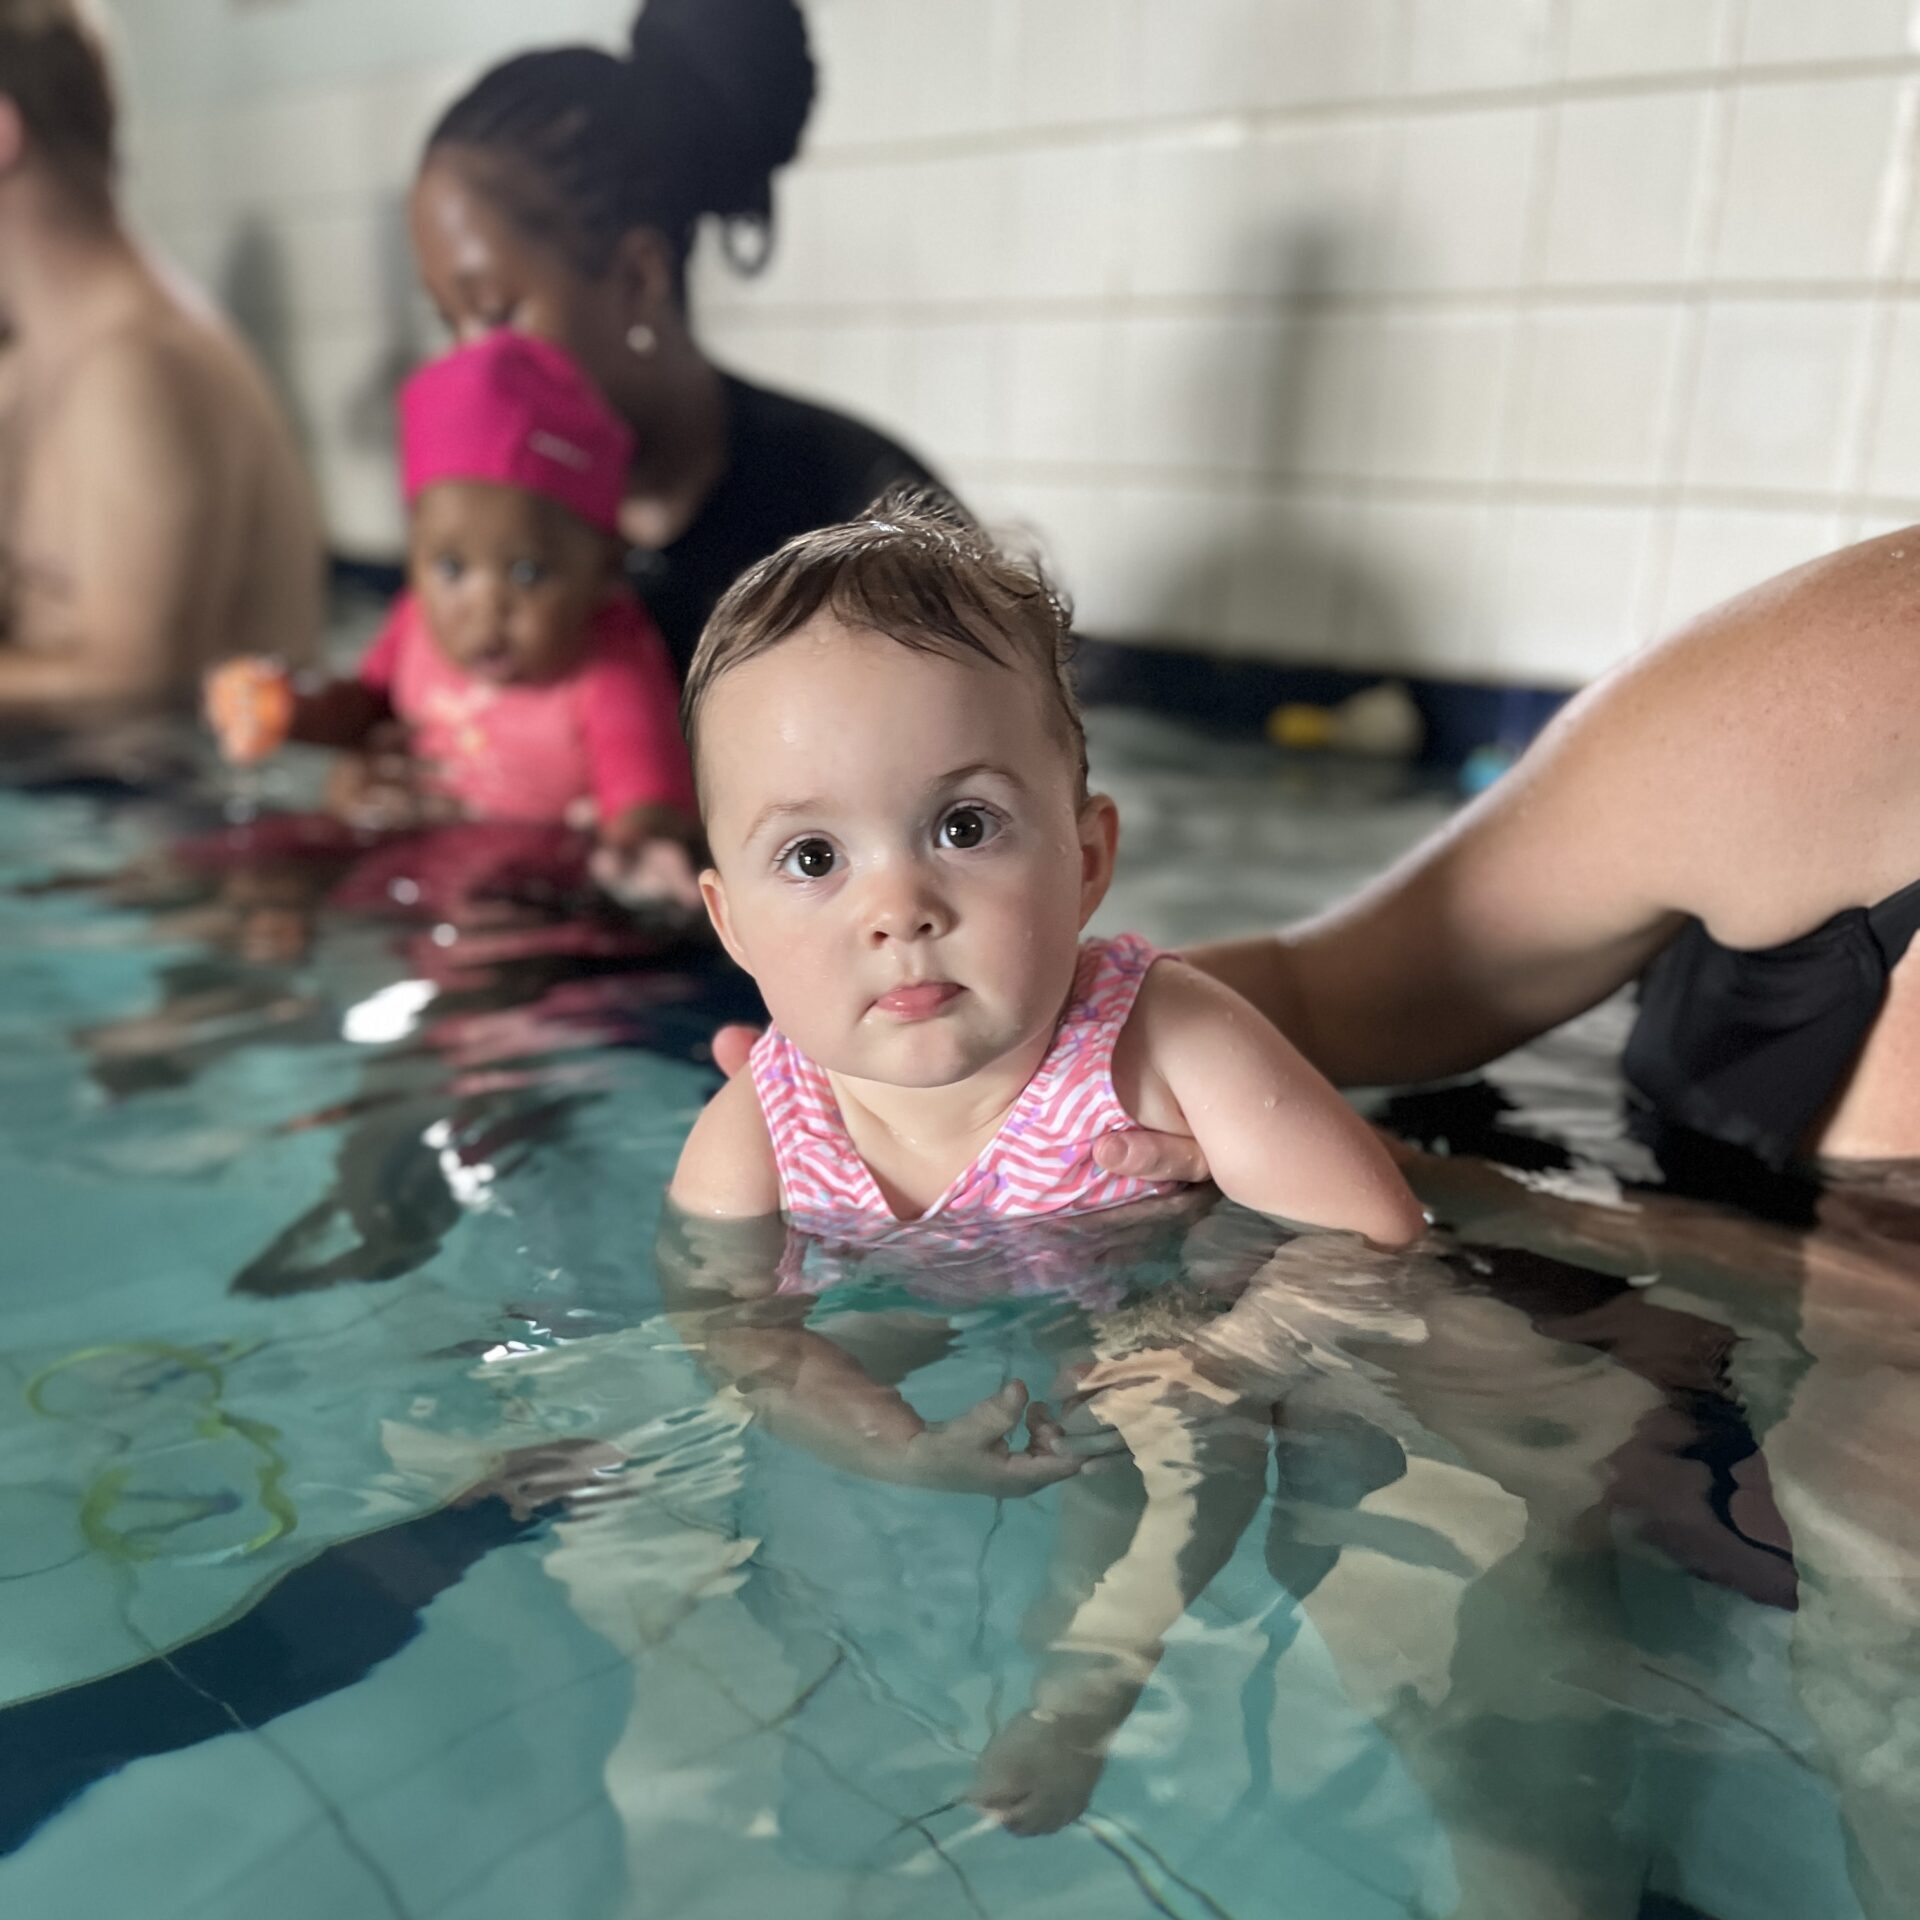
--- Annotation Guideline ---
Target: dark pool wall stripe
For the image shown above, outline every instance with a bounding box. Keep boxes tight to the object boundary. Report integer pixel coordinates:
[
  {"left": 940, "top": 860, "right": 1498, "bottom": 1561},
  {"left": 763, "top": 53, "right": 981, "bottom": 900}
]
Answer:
[
  {"left": 0, "top": 1494, "right": 546, "bottom": 1857},
  {"left": 1072, "top": 635, "right": 1571, "bottom": 771},
  {"left": 327, "top": 558, "right": 1573, "bottom": 774}
]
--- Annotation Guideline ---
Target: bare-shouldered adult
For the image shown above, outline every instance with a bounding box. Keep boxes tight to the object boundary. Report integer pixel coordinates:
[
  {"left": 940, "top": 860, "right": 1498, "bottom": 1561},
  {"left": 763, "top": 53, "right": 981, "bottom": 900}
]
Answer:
[
  {"left": 1155, "top": 527, "right": 1920, "bottom": 1167},
  {"left": 0, "top": 2, "right": 320, "bottom": 714}
]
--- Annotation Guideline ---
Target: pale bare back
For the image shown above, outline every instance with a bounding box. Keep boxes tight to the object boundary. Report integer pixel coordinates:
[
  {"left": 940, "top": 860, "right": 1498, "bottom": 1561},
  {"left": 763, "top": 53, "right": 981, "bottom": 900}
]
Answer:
[{"left": 0, "top": 254, "right": 320, "bottom": 710}]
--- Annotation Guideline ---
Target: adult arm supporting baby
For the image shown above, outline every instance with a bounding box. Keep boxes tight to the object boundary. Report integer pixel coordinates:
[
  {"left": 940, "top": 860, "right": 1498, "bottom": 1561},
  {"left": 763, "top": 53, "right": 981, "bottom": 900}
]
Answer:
[{"left": 1119, "top": 959, "right": 1427, "bottom": 1248}]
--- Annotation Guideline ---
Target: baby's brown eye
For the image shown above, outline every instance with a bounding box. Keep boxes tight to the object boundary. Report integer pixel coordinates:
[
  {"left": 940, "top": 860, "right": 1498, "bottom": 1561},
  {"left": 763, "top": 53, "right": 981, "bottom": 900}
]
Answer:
[
  {"left": 783, "top": 838, "right": 836, "bottom": 880},
  {"left": 940, "top": 808, "right": 992, "bottom": 850}
]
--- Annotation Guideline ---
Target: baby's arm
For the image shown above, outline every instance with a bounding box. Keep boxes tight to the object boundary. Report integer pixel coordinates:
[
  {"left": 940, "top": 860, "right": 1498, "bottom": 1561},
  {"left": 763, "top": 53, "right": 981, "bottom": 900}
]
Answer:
[
  {"left": 206, "top": 593, "right": 420, "bottom": 767},
  {"left": 205, "top": 658, "right": 392, "bottom": 762},
  {"left": 1117, "top": 961, "right": 1426, "bottom": 1247},
  {"left": 667, "top": 1068, "right": 786, "bottom": 1220},
  {"left": 664, "top": 1082, "right": 1084, "bottom": 1493}
]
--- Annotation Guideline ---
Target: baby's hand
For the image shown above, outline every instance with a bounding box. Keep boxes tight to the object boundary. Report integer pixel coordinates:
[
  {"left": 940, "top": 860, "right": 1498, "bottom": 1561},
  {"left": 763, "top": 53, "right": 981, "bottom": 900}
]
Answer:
[
  {"left": 901, "top": 1381, "right": 1108, "bottom": 1496},
  {"left": 205, "top": 657, "right": 296, "bottom": 764}
]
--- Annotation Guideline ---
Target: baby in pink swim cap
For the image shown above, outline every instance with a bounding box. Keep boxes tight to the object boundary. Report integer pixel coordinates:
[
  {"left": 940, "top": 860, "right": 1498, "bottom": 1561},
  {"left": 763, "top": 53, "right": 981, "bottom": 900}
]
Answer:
[{"left": 208, "top": 332, "right": 699, "bottom": 903}]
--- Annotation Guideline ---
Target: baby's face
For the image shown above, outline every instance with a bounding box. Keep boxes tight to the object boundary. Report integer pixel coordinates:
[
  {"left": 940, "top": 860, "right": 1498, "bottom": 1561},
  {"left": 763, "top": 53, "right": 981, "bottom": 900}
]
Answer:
[
  {"left": 409, "top": 481, "right": 609, "bottom": 685},
  {"left": 699, "top": 614, "right": 1115, "bottom": 1092}
]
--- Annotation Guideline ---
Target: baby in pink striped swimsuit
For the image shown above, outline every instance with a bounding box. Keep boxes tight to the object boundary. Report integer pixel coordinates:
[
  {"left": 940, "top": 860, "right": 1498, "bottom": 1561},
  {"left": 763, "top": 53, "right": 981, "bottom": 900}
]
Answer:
[
  {"left": 669, "top": 496, "right": 1420, "bottom": 1250},
  {"left": 662, "top": 494, "right": 1425, "bottom": 1833}
]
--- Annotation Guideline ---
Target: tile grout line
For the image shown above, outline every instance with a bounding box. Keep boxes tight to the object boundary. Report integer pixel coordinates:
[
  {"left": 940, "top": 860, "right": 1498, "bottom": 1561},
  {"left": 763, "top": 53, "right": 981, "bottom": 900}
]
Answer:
[
  {"left": 1324, "top": 0, "right": 1415, "bottom": 671},
  {"left": 1488, "top": 0, "right": 1578, "bottom": 677},
  {"left": 935, "top": 457, "right": 1920, "bottom": 522},
  {"left": 126, "top": 49, "right": 1920, "bottom": 179},
  {"left": 1631, "top": 0, "right": 1750, "bottom": 642},
  {"left": 144, "top": 1641, "right": 414, "bottom": 1920},
  {"left": 1831, "top": 75, "right": 1920, "bottom": 528}
]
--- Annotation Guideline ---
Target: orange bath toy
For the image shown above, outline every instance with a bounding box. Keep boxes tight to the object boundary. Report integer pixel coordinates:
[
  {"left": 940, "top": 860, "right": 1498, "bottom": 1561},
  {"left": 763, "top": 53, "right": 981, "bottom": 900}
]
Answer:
[{"left": 206, "top": 658, "right": 296, "bottom": 764}]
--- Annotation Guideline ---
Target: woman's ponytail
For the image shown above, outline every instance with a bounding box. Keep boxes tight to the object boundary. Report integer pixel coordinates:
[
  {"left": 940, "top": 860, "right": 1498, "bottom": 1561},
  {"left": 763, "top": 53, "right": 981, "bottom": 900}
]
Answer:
[
  {"left": 425, "top": 0, "right": 816, "bottom": 289},
  {"left": 628, "top": 0, "right": 815, "bottom": 272}
]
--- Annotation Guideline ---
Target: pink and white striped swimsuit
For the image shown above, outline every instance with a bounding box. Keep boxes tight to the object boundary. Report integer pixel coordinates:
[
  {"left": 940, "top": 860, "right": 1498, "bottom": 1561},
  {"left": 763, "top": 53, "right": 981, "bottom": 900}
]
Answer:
[{"left": 748, "top": 932, "right": 1189, "bottom": 1232}]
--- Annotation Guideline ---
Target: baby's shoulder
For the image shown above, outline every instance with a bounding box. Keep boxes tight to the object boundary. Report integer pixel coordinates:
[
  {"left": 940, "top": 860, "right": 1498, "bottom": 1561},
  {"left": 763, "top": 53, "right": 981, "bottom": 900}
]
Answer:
[
  {"left": 1108, "top": 953, "right": 1210, "bottom": 1136},
  {"left": 669, "top": 1070, "right": 783, "bottom": 1219}
]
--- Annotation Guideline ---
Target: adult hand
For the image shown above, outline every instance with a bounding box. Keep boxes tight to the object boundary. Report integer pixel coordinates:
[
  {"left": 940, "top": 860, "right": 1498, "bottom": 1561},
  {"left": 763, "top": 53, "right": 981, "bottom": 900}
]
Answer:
[
  {"left": 712, "top": 1023, "right": 761, "bottom": 1078},
  {"left": 1090, "top": 1128, "right": 1211, "bottom": 1184},
  {"left": 588, "top": 833, "right": 703, "bottom": 911}
]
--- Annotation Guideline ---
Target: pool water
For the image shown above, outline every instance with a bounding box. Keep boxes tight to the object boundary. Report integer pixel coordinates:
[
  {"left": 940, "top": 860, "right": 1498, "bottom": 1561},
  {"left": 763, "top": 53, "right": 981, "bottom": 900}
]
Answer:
[{"left": 1, "top": 712, "right": 1916, "bottom": 1920}]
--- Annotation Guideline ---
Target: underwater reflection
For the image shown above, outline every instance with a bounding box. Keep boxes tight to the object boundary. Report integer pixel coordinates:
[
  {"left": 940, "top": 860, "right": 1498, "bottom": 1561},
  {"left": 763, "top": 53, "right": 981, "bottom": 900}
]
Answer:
[
  {"left": 18, "top": 810, "right": 748, "bottom": 1296},
  {"left": 654, "top": 1193, "right": 1859, "bottom": 1917},
  {"left": 1407, "top": 1137, "right": 1920, "bottom": 1920}
]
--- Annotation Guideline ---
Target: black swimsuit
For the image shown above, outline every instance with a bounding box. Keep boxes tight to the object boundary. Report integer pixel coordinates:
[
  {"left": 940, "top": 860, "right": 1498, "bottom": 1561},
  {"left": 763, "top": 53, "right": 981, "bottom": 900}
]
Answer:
[{"left": 1622, "top": 877, "right": 1920, "bottom": 1168}]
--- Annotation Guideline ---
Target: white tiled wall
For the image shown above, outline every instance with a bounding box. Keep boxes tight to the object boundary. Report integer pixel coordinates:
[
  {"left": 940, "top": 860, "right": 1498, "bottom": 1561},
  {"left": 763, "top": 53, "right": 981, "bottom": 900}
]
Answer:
[{"left": 109, "top": 0, "right": 1920, "bottom": 686}]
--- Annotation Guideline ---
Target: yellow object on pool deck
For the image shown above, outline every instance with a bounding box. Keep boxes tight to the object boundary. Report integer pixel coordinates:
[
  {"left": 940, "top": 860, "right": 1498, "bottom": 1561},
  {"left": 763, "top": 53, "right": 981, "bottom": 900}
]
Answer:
[
  {"left": 1269, "top": 703, "right": 1337, "bottom": 750},
  {"left": 1266, "top": 681, "right": 1424, "bottom": 758}
]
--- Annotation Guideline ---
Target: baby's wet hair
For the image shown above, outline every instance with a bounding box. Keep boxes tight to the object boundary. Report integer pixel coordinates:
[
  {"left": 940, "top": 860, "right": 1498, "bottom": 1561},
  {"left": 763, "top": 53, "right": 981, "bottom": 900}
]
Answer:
[
  {"left": 0, "top": 0, "right": 115, "bottom": 202},
  {"left": 423, "top": 0, "right": 814, "bottom": 289},
  {"left": 683, "top": 489, "right": 1087, "bottom": 809}
]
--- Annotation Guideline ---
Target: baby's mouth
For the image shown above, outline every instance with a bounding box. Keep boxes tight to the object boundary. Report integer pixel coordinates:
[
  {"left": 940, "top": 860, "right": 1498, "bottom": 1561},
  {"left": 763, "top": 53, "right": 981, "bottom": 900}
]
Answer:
[
  {"left": 872, "top": 981, "right": 964, "bottom": 1021},
  {"left": 465, "top": 640, "right": 517, "bottom": 682}
]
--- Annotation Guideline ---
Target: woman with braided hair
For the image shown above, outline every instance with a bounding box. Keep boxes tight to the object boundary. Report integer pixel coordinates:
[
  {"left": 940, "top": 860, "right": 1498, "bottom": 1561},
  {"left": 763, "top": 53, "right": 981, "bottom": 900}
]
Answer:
[{"left": 409, "top": 0, "right": 946, "bottom": 676}]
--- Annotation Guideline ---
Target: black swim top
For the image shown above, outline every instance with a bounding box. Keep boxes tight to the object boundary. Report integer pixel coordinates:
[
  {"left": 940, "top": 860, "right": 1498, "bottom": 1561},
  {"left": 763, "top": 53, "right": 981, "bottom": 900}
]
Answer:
[
  {"left": 625, "top": 372, "right": 944, "bottom": 675},
  {"left": 1623, "top": 877, "right": 1920, "bottom": 1168}
]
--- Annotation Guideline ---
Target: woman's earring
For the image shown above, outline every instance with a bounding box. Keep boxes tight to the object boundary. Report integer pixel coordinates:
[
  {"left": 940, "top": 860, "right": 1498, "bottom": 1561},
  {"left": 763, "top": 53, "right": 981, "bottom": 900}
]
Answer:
[{"left": 626, "top": 323, "right": 658, "bottom": 357}]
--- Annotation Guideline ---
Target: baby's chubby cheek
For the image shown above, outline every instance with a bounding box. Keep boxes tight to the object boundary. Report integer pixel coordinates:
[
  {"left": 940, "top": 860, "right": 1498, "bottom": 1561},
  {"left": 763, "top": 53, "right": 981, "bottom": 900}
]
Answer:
[{"left": 741, "top": 917, "right": 848, "bottom": 1024}]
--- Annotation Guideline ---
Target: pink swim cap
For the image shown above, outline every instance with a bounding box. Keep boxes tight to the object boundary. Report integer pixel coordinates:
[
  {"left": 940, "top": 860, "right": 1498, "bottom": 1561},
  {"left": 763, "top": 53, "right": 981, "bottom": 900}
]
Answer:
[{"left": 400, "top": 333, "right": 632, "bottom": 534}]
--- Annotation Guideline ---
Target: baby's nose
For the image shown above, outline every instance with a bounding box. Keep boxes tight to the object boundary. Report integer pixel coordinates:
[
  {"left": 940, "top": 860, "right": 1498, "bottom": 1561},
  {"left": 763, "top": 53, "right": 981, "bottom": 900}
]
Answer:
[{"left": 864, "top": 867, "right": 951, "bottom": 943}]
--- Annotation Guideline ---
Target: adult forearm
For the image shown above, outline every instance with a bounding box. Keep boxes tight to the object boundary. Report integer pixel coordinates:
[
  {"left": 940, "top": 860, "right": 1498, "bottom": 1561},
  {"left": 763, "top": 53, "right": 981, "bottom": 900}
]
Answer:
[
  {"left": 1180, "top": 931, "right": 1317, "bottom": 1052},
  {"left": 1178, "top": 929, "right": 1462, "bottom": 1085},
  {"left": 1182, "top": 928, "right": 1551, "bottom": 1088}
]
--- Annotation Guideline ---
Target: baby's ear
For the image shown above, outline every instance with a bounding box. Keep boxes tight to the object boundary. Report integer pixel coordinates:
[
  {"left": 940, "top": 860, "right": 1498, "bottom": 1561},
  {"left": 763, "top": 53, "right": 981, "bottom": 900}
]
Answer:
[
  {"left": 1075, "top": 793, "right": 1120, "bottom": 928},
  {"left": 699, "top": 868, "right": 753, "bottom": 975}
]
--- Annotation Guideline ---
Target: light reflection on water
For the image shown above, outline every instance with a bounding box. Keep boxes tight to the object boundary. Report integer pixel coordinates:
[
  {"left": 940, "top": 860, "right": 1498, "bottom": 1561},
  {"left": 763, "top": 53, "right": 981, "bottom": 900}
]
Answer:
[{"left": 0, "top": 716, "right": 1914, "bottom": 1920}]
